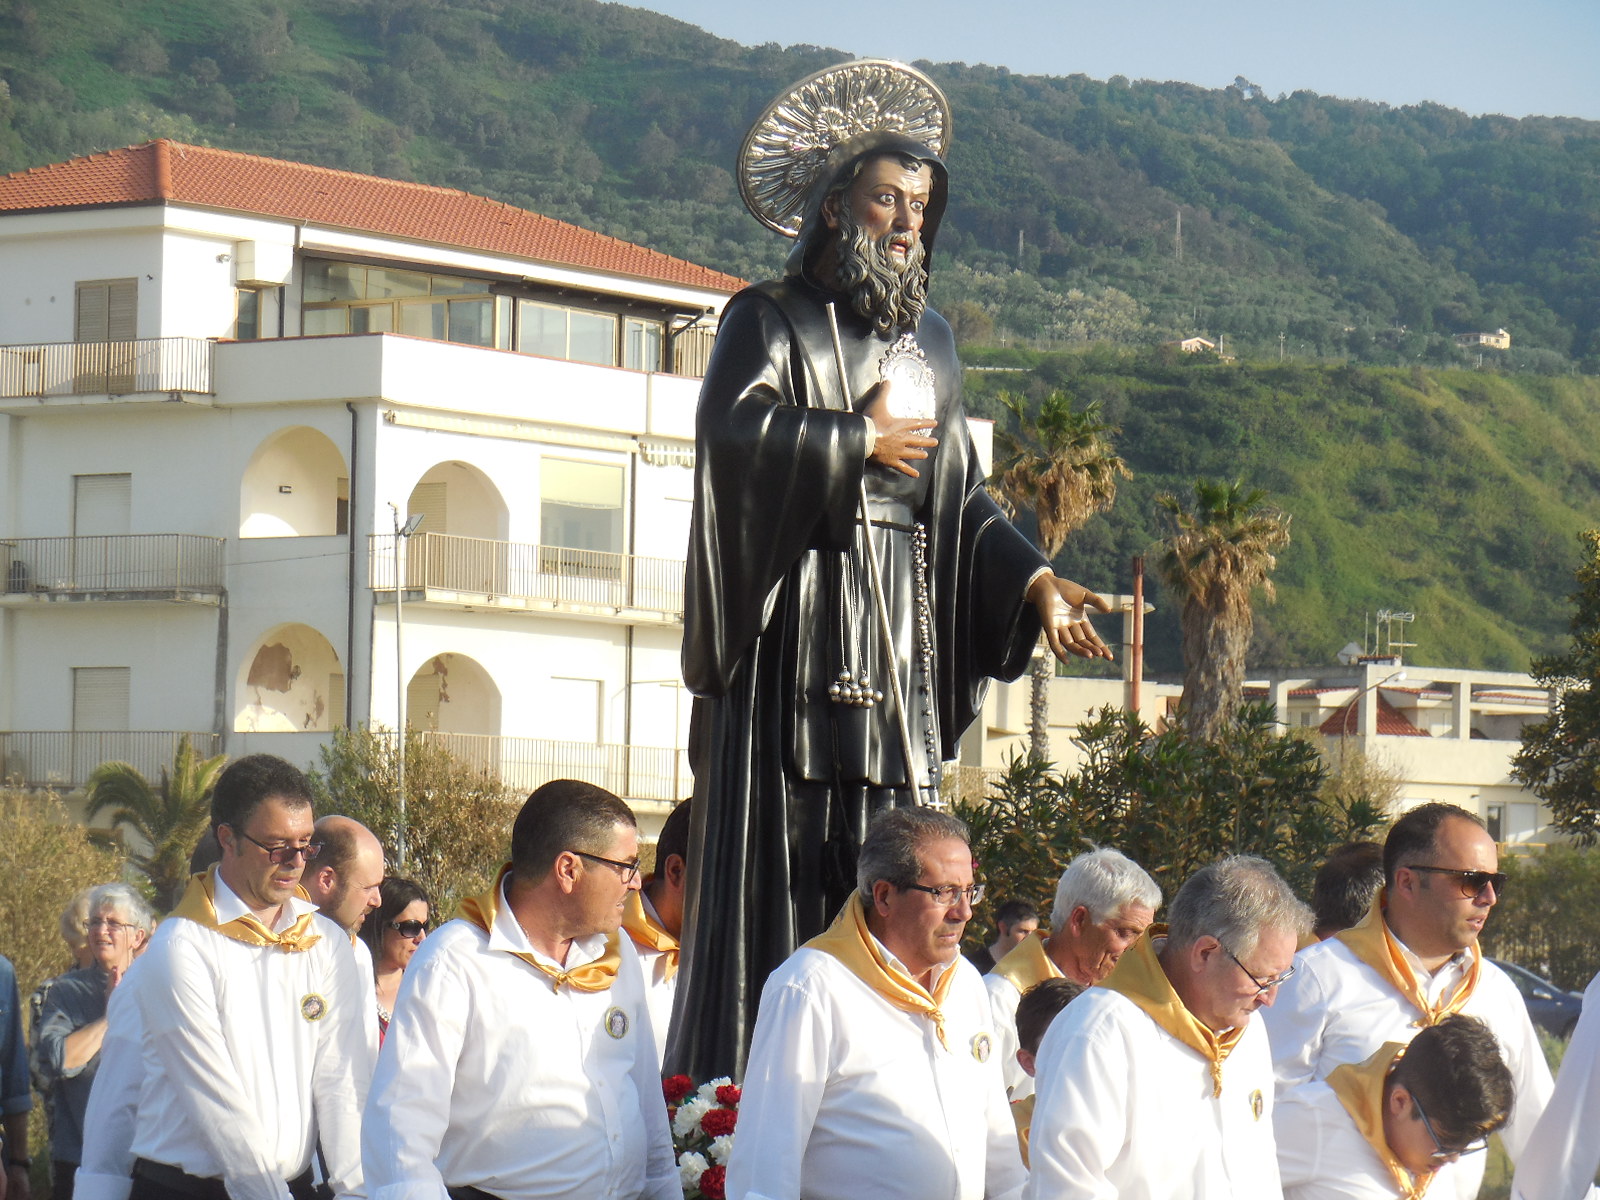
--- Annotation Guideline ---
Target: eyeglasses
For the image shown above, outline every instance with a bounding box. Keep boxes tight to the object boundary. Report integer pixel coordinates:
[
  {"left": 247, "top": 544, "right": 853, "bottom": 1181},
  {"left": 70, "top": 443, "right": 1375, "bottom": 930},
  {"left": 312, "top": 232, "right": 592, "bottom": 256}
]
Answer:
[
  {"left": 87, "top": 917, "right": 136, "bottom": 934},
  {"left": 233, "top": 828, "right": 324, "bottom": 865},
  {"left": 1412, "top": 1093, "right": 1490, "bottom": 1163},
  {"left": 388, "top": 919, "right": 428, "bottom": 940},
  {"left": 574, "top": 851, "right": 641, "bottom": 885},
  {"left": 902, "top": 882, "right": 986, "bottom": 907},
  {"left": 1220, "top": 941, "right": 1297, "bottom": 995},
  {"left": 1407, "top": 865, "right": 1508, "bottom": 899}
]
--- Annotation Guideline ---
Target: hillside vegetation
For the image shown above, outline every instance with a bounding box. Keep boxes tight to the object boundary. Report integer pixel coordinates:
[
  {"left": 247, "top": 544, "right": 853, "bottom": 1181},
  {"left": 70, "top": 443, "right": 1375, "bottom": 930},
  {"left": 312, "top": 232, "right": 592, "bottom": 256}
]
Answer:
[{"left": 1, "top": 0, "right": 1597, "bottom": 370}]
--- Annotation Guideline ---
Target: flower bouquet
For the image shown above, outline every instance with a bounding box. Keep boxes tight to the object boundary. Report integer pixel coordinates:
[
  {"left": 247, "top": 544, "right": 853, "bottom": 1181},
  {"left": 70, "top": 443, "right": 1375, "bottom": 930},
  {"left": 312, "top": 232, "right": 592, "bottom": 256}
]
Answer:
[{"left": 663, "top": 1074, "right": 741, "bottom": 1200}]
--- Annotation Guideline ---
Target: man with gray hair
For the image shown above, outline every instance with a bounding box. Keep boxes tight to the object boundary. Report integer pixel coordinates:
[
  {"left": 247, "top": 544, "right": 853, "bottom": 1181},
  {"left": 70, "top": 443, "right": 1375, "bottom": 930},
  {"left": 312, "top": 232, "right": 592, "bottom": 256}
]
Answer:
[
  {"left": 1026, "top": 855, "right": 1310, "bottom": 1199},
  {"left": 728, "top": 807, "right": 1024, "bottom": 1200},
  {"left": 32, "top": 883, "right": 155, "bottom": 1200},
  {"left": 985, "top": 847, "right": 1159, "bottom": 1098}
]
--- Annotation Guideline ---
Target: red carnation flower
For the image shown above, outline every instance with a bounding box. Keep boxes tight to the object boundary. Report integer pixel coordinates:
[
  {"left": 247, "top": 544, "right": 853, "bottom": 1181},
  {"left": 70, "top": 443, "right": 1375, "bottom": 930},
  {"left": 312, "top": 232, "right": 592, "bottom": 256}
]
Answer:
[
  {"left": 698, "top": 1165, "right": 727, "bottom": 1200},
  {"left": 662, "top": 1074, "right": 694, "bottom": 1103},
  {"left": 700, "top": 1107, "right": 738, "bottom": 1138},
  {"left": 715, "top": 1083, "right": 742, "bottom": 1106}
]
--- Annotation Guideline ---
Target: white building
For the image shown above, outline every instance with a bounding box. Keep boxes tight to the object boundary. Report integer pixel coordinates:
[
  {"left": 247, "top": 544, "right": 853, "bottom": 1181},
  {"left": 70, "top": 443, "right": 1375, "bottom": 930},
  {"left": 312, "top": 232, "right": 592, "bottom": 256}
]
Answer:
[{"left": 0, "top": 139, "right": 740, "bottom": 829}]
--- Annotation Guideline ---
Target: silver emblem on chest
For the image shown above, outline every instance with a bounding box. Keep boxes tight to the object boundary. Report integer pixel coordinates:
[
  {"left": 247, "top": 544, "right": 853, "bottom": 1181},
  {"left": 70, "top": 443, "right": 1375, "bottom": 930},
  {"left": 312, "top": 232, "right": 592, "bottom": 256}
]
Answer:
[{"left": 878, "top": 333, "right": 937, "bottom": 421}]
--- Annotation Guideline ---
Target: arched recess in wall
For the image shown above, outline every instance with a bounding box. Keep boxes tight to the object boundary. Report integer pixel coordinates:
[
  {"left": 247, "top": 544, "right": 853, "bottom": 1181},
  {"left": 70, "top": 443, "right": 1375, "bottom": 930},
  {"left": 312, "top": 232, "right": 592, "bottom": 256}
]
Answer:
[
  {"left": 401, "top": 461, "right": 511, "bottom": 592},
  {"left": 405, "top": 652, "right": 501, "bottom": 737},
  {"left": 234, "top": 623, "right": 344, "bottom": 732},
  {"left": 240, "top": 426, "right": 349, "bottom": 538}
]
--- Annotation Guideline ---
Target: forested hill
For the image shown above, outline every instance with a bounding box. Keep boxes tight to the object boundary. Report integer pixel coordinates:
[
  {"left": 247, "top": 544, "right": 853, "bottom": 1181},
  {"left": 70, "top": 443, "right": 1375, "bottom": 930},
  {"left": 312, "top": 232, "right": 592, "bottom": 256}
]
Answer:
[{"left": 2, "top": 0, "right": 1598, "bottom": 371}]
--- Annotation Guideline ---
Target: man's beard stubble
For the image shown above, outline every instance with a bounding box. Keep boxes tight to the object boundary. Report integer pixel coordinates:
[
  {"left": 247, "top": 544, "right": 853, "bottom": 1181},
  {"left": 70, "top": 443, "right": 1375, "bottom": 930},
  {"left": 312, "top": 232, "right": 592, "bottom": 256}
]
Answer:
[{"left": 830, "top": 213, "right": 929, "bottom": 338}]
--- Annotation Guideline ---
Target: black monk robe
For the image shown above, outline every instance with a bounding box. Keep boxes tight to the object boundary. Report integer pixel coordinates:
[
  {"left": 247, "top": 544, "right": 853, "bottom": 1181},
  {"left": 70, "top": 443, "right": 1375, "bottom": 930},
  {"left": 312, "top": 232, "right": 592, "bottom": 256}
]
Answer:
[{"left": 667, "top": 274, "right": 1050, "bottom": 1080}]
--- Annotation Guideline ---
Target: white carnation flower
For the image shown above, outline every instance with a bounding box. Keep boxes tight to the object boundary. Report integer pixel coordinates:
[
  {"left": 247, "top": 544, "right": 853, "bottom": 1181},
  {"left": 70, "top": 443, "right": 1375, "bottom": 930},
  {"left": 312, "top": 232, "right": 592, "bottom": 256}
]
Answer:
[
  {"left": 696, "top": 1075, "right": 734, "bottom": 1103},
  {"left": 678, "top": 1152, "right": 710, "bottom": 1190},
  {"left": 673, "top": 1097, "right": 713, "bottom": 1140},
  {"left": 709, "top": 1134, "right": 736, "bottom": 1165}
]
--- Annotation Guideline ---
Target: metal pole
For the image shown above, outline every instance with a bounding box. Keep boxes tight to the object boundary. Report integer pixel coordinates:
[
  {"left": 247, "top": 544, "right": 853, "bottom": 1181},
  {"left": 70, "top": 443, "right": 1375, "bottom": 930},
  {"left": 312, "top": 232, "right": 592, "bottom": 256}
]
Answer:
[{"left": 390, "top": 504, "right": 409, "bottom": 870}]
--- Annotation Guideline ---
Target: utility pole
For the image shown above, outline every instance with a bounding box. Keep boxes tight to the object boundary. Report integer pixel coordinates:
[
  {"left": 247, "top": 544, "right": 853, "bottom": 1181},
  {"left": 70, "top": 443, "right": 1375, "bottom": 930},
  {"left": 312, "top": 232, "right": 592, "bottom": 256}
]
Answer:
[{"left": 1174, "top": 208, "right": 1183, "bottom": 264}]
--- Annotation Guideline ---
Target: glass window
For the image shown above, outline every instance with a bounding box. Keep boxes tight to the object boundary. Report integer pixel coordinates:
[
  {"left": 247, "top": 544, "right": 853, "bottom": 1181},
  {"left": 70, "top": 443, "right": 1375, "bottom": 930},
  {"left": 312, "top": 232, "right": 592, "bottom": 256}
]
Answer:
[
  {"left": 518, "top": 301, "right": 568, "bottom": 358},
  {"left": 623, "top": 318, "right": 662, "bottom": 371},
  {"left": 303, "top": 261, "right": 364, "bottom": 302},
  {"left": 540, "top": 458, "right": 624, "bottom": 553},
  {"left": 350, "top": 304, "right": 394, "bottom": 334},
  {"left": 570, "top": 310, "right": 618, "bottom": 366},
  {"left": 448, "top": 298, "right": 495, "bottom": 347},
  {"left": 400, "top": 300, "right": 447, "bottom": 340},
  {"left": 303, "top": 308, "right": 347, "bottom": 336},
  {"left": 236, "top": 289, "right": 262, "bottom": 340},
  {"left": 429, "top": 275, "right": 473, "bottom": 296},
  {"left": 366, "top": 268, "right": 430, "bottom": 298}
]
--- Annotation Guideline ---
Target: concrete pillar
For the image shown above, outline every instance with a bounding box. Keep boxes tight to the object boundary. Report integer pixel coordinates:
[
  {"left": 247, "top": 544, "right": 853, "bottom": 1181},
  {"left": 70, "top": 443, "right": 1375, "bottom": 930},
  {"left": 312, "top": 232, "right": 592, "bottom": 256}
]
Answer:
[{"left": 1452, "top": 681, "right": 1472, "bottom": 740}]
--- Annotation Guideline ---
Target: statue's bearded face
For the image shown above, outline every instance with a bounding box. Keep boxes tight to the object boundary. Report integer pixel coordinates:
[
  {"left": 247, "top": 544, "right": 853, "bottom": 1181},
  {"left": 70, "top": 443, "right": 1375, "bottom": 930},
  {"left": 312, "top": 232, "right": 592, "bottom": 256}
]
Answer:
[{"left": 822, "top": 155, "right": 934, "bottom": 337}]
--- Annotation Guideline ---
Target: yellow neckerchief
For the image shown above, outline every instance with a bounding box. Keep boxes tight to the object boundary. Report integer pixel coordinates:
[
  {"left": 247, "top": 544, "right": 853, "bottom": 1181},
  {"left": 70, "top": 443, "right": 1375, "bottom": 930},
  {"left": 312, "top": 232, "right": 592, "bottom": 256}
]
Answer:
[
  {"left": 992, "top": 930, "right": 1064, "bottom": 996},
  {"left": 805, "top": 893, "right": 958, "bottom": 1050},
  {"left": 458, "top": 864, "right": 622, "bottom": 993},
  {"left": 1011, "top": 1093, "right": 1036, "bottom": 1169},
  {"left": 1336, "top": 890, "right": 1481, "bottom": 1028},
  {"left": 169, "top": 867, "right": 322, "bottom": 953},
  {"left": 622, "top": 888, "right": 680, "bottom": 981},
  {"left": 1327, "top": 1042, "right": 1434, "bottom": 1200},
  {"left": 1100, "top": 926, "right": 1245, "bottom": 1098}
]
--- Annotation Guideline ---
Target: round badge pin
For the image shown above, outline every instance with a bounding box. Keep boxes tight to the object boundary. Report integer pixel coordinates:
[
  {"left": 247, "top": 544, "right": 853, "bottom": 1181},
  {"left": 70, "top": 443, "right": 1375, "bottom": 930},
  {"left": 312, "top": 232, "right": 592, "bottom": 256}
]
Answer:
[
  {"left": 300, "top": 993, "right": 327, "bottom": 1022},
  {"left": 1249, "top": 1088, "right": 1264, "bottom": 1121},
  {"left": 971, "top": 1032, "right": 992, "bottom": 1063},
  {"left": 604, "top": 1006, "right": 629, "bottom": 1039}
]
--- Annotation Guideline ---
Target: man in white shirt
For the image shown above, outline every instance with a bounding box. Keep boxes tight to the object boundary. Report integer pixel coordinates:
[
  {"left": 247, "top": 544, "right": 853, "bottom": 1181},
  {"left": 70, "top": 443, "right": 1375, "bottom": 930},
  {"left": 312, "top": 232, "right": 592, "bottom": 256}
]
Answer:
[
  {"left": 1027, "top": 854, "right": 1311, "bottom": 1200},
  {"left": 1262, "top": 803, "right": 1552, "bottom": 1200},
  {"left": 622, "top": 799, "right": 689, "bottom": 1064},
  {"left": 363, "top": 779, "right": 677, "bottom": 1200},
  {"left": 303, "top": 815, "right": 385, "bottom": 1055},
  {"left": 1276, "top": 1015, "right": 1512, "bottom": 1200},
  {"left": 76, "top": 754, "right": 370, "bottom": 1200},
  {"left": 985, "top": 847, "right": 1159, "bottom": 1098},
  {"left": 727, "top": 807, "right": 1025, "bottom": 1200}
]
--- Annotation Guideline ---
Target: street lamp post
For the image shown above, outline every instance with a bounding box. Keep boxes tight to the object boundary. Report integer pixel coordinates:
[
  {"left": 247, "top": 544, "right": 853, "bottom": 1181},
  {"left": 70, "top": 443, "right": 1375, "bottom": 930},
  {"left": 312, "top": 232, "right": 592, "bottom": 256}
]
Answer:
[{"left": 391, "top": 504, "right": 425, "bottom": 869}]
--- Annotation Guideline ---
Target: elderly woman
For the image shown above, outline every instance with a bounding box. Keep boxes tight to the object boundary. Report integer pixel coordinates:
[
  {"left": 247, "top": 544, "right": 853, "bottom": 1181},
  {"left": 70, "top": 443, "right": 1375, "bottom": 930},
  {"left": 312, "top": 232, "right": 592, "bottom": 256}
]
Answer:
[
  {"left": 31, "top": 882, "right": 154, "bottom": 1200},
  {"left": 357, "top": 876, "right": 431, "bottom": 1045}
]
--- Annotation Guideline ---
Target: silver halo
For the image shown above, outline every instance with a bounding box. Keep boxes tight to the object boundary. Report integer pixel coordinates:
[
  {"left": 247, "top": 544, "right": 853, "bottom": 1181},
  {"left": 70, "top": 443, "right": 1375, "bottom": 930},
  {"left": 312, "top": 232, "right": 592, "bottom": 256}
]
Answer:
[{"left": 738, "top": 59, "right": 951, "bottom": 239}]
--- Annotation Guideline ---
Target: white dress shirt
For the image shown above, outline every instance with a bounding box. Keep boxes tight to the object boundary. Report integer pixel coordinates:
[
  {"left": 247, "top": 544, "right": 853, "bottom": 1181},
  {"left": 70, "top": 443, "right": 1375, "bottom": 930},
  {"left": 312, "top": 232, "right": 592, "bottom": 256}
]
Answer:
[
  {"left": 1262, "top": 934, "right": 1552, "bottom": 1199},
  {"left": 983, "top": 960, "right": 1049, "bottom": 1100},
  {"left": 1026, "top": 986, "right": 1282, "bottom": 1200},
  {"left": 628, "top": 892, "right": 677, "bottom": 1070},
  {"left": 362, "top": 878, "right": 678, "bottom": 1200},
  {"left": 352, "top": 935, "right": 379, "bottom": 1062},
  {"left": 726, "top": 945, "right": 1026, "bottom": 1200},
  {"left": 1275, "top": 1076, "right": 1471, "bottom": 1200},
  {"left": 1510, "top": 969, "right": 1600, "bottom": 1200},
  {"left": 77, "top": 875, "right": 370, "bottom": 1200}
]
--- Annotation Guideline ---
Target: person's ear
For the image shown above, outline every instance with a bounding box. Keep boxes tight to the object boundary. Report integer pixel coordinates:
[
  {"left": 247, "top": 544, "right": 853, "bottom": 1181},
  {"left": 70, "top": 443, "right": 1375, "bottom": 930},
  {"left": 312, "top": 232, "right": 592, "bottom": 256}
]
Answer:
[{"left": 664, "top": 853, "right": 687, "bottom": 890}]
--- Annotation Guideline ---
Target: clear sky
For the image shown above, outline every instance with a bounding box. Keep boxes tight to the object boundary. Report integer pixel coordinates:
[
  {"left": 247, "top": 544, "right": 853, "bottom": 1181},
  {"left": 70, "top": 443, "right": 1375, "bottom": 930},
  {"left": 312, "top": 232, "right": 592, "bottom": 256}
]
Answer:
[{"left": 631, "top": 0, "right": 1600, "bottom": 121}]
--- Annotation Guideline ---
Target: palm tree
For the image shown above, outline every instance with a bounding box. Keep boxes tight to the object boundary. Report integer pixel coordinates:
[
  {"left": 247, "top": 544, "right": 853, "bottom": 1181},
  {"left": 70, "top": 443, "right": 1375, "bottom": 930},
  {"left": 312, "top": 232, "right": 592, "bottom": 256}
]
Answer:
[
  {"left": 86, "top": 736, "right": 228, "bottom": 909},
  {"left": 1156, "top": 479, "right": 1291, "bottom": 742},
  {"left": 992, "top": 390, "right": 1130, "bottom": 760}
]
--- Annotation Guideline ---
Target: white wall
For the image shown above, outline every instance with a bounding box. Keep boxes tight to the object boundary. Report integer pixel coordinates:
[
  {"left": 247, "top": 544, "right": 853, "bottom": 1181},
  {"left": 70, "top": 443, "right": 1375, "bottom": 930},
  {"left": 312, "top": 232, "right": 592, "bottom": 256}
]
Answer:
[{"left": 240, "top": 426, "right": 348, "bottom": 537}]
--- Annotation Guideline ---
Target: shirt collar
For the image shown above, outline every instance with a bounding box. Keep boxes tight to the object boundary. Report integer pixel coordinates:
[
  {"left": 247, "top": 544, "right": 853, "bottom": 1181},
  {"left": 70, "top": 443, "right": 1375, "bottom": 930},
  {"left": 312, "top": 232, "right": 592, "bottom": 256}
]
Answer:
[
  {"left": 1386, "top": 919, "right": 1469, "bottom": 978},
  {"left": 869, "top": 932, "right": 957, "bottom": 989},
  {"left": 487, "top": 872, "right": 607, "bottom": 968},
  {"left": 212, "top": 869, "right": 318, "bottom": 932}
]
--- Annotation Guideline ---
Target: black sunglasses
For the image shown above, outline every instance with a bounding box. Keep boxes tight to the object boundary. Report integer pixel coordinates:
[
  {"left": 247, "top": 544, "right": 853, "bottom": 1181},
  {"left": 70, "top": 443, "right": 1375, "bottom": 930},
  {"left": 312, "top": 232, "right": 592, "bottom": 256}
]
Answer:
[
  {"left": 232, "top": 827, "right": 324, "bottom": 866},
  {"left": 388, "top": 919, "right": 428, "bottom": 939},
  {"left": 1407, "top": 865, "right": 1508, "bottom": 899}
]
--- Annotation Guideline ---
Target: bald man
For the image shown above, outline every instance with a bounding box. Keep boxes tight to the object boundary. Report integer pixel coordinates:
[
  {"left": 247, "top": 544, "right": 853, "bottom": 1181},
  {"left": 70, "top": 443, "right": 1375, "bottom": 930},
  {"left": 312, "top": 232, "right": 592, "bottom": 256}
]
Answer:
[{"left": 303, "top": 815, "right": 385, "bottom": 1057}]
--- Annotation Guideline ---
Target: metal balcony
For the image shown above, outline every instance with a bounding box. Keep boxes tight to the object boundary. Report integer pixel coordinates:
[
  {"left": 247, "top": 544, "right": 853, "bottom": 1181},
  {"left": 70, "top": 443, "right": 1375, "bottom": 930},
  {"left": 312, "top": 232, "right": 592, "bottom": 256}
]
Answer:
[
  {"left": 421, "top": 732, "right": 691, "bottom": 803},
  {"left": 369, "top": 533, "right": 684, "bottom": 622},
  {"left": 0, "top": 338, "right": 214, "bottom": 400},
  {"left": 1, "top": 535, "right": 226, "bottom": 600},
  {"left": 0, "top": 731, "right": 222, "bottom": 790}
]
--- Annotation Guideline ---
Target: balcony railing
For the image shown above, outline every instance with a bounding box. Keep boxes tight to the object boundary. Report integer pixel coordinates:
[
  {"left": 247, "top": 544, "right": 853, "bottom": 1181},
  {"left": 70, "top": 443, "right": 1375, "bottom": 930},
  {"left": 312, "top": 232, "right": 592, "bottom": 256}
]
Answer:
[
  {"left": 0, "top": 731, "right": 222, "bottom": 790},
  {"left": 1, "top": 535, "right": 226, "bottom": 597},
  {"left": 369, "top": 533, "right": 684, "bottom": 618},
  {"left": 0, "top": 338, "right": 214, "bottom": 399},
  {"left": 421, "top": 732, "right": 691, "bottom": 803}
]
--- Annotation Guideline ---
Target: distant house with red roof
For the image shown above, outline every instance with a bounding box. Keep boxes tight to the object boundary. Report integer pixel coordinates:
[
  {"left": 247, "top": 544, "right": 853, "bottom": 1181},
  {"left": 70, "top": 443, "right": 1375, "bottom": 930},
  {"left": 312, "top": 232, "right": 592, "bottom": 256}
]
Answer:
[{"left": 0, "top": 141, "right": 741, "bottom": 825}]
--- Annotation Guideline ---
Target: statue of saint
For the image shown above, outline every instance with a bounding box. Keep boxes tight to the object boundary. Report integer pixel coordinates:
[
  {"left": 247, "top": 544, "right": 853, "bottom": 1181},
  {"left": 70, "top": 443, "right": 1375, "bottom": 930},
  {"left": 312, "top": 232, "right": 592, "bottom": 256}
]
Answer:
[{"left": 669, "top": 61, "right": 1112, "bottom": 1080}]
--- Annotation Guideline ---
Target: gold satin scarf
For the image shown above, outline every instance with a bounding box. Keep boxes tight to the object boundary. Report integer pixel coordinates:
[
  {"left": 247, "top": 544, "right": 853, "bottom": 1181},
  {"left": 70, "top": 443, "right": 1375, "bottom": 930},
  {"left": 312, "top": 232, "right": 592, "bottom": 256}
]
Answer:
[
  {"left": 1100, "top": 926, "right": 1244, "bottom": 1098},
  {"left": 458, "top": 864, "right": 622, "bottom": 993},
  {"left": 992, "top": 930, "right": 1063, "bottom": 996},
  {"left": 169, "top": 868, "right": 322, "bottom": 952},
  {"left": 805, "top": 893, "right": 958, "bottom": 1050},
  {"left": 1327, "top": 1042, "right": 1434, "bottom": 1200},
  {"left": 622, "top": 890, "right": 680, "bottom": 981},
  {"left": 1336, "top": 891, "right": 1481, "bottom": 1028}
]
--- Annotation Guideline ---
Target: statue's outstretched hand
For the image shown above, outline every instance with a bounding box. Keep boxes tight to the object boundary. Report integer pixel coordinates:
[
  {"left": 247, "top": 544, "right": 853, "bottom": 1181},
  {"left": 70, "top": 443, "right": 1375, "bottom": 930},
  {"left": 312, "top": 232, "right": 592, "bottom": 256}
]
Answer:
[
  {"left": 864, "top": 381, "right": 938, "bottom": 478},
  {"left": 1026, "top": 574, "right": 1115, "bottom": 661}
]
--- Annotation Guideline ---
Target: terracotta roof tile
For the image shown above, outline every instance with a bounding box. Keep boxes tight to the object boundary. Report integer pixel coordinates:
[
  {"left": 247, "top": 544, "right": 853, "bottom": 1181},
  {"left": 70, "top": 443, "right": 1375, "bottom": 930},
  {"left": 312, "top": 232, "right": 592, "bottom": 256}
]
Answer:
[
  {"left": 0, "top": 140, "right": 743, "bottom": 294},
  {"left": 1318, "top": 695, "right": 1431, "bottom": 738}
]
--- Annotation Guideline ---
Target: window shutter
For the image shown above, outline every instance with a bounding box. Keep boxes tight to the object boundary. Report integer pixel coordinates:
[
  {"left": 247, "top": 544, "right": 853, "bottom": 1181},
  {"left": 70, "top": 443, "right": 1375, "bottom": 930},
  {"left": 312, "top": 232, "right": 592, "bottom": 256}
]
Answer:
[{"left": 73, "top": 667, "right": 130, "bottom": 732}]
